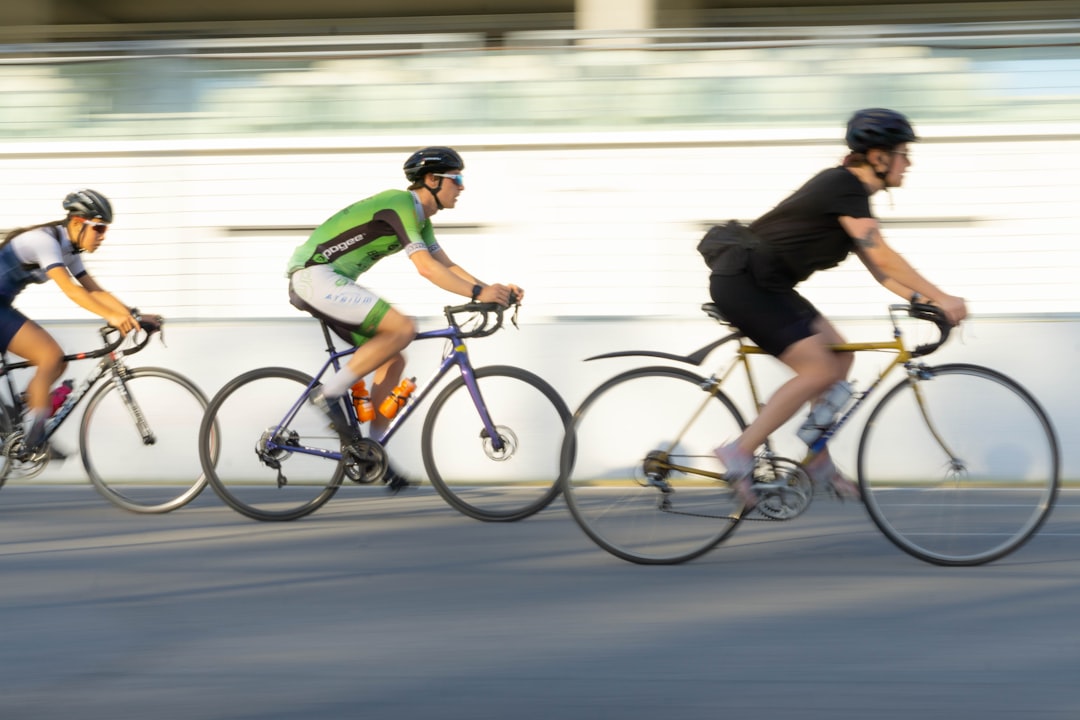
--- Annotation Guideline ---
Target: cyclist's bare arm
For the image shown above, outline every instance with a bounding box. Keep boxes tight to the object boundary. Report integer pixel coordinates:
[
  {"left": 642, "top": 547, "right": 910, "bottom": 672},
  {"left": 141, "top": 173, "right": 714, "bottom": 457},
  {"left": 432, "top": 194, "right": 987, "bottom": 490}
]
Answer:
[
  {"left": 842, "top": 216, "right": 967, "bottom": 325},
  {"left": 411, "top": 247, "right": 523, "bottom": 305},
  {"left": 46, "top": 267, "right": 138, "bottom": 334},
  {"left": 433, "top": 247, "right": 524, "bottom": 303},
  {"left": 77, "top": 273, "right": 136, "bottom": 315}
]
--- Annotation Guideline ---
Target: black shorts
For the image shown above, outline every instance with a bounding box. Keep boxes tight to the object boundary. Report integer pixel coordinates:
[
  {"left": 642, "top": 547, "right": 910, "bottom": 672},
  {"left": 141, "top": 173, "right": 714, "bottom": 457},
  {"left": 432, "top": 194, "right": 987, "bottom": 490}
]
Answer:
[
  {"left": 0, "top": 302, "right": 28, "bottom": 354},
  {"left": 708, "top": 270, "right": 820, "bottom": 357}
]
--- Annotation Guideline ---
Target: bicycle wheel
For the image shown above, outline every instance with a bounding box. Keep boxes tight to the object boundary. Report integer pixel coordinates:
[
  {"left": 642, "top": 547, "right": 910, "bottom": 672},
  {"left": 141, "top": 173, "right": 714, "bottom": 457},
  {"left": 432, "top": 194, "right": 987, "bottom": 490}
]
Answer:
[
  {"left": 858, "top": 363, "right": 1059, "bottom": 566},
  {"left": 81, "top": 367, "right": 211, "bottom": 513},
  {"left": 199, "top": 367, "right": 345, "bottom": 521},
  {"left": 562, "top": 366, "right": 748, "bottom": 564},
  {"left": 0, "top": 401, "right": 16, "bottom": 487},
  {"left": 422, "top": 365, "right": 570, "bottom": 521}
]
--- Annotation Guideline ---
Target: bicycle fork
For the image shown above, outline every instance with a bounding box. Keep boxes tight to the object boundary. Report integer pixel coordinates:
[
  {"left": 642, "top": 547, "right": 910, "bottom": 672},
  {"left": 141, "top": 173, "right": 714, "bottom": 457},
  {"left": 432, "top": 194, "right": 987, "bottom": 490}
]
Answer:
[
  {"left": 106, "top": 361, "right": 156, "bottom": 446},
  {"left": 905, "top": 366, "right": 966, "bottom": 476}
]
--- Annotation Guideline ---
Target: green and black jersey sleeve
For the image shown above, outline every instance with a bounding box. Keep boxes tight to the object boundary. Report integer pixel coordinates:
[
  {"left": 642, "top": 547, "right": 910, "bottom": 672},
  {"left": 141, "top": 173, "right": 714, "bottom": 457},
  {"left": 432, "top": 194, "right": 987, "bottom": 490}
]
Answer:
[{"left": 286, "top": 189, "right": 438, "bottom": 279}]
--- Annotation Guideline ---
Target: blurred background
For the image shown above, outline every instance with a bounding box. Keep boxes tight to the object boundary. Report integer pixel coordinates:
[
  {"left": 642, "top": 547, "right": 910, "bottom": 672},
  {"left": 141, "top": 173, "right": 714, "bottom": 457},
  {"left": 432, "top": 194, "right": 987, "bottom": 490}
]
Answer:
[{"left": 1, "top": 1, "right": 1078, "bottom": 476}]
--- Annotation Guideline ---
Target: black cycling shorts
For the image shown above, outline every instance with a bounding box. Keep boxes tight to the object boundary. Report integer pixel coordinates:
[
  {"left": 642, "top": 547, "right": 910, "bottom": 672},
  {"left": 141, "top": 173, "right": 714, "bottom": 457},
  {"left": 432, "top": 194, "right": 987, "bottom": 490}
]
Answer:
[
  {"left": 0, "top": 302, "right": 28, "bottom": 354},
  {"left": 708, "top": 270, "right": 820, "bottom": 357}
]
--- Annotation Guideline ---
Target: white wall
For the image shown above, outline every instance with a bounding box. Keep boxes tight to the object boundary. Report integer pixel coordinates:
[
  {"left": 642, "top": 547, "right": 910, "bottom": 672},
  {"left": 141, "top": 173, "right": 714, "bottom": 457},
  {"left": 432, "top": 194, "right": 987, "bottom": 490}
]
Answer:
[
  {"left": 1, "top": 127, "right": 1078, "bottom": 322},
  {"left": 1, "top": 130, "right": 1078, "bottom": 486},
  {"left": 23, "top": 312, "right": 1080, "bottom": 485}
]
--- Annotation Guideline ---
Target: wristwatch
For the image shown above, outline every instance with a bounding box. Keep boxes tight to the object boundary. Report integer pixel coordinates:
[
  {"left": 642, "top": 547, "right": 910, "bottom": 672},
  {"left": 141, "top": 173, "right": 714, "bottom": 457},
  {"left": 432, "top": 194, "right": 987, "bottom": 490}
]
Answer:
[{"left": 471, "top": 284, "right": 483, "bottom": 301}]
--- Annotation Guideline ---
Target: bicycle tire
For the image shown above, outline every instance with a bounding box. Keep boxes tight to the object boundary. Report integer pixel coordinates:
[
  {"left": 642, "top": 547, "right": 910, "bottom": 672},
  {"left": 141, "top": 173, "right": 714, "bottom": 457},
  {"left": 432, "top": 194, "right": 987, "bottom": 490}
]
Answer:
[
  {"left": 858, "top": 363, "right": 1059, "bottom": 566},
  {"left": 0, "top": 401, "right": 16, "bottom": 487},
  {"left": 199, "top": 367, "right": 345, "bottom": 521},
  {"left": 421, "top": 365, "right": 570, "bottom": 521},
  {"left": 81, "top": 367, "right": 212, "bottom": 514},
  {"left": 561, "top": 366, "right": 748, "bottom": 564}
]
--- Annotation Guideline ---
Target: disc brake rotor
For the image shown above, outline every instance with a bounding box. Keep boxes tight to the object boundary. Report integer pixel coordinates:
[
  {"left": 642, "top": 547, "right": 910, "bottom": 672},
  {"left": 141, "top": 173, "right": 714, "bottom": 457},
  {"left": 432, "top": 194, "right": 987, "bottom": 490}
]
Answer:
[{"left": 481, "top": 425, "right": 518, "bottom": 461}]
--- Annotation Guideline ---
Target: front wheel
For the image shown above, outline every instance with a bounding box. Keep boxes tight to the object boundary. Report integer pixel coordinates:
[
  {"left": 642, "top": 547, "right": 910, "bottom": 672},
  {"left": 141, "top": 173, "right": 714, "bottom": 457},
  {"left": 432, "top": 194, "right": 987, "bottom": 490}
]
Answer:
[
  {"left": 422, "top": 365, "right": 570, "bottom": 521},
  {"left": 858, "top": 363, "right": 1059, "bottom": 566},
  {"left": 199, "top": 367, "right": 345, "bottom": 521},
  {"left": 561, "top": 366, "right": 748, "bottom": 564},
  {"left": 81, "top": 367, "right": 212, "bottom": 514}
]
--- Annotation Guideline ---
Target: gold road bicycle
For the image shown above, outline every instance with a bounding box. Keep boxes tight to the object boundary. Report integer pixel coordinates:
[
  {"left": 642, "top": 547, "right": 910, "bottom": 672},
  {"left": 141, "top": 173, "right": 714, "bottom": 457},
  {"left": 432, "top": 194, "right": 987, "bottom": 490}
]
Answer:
[{"left": 561, "top": 303, "right": 1059, "bottom": 566}]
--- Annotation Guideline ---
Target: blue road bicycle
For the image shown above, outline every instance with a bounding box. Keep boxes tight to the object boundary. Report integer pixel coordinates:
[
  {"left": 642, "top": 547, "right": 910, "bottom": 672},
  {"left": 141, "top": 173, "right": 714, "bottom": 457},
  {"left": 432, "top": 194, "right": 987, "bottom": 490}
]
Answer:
[{"left": 198, "top": 300, "right": 570, "bottom": 522}]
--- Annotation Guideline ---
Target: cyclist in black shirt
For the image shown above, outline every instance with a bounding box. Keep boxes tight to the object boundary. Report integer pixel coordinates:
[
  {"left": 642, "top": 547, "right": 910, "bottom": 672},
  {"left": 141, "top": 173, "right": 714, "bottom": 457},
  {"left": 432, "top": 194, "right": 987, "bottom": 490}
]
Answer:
[{"left": 709, "top": 109, "right": 968, "bottom": 506}]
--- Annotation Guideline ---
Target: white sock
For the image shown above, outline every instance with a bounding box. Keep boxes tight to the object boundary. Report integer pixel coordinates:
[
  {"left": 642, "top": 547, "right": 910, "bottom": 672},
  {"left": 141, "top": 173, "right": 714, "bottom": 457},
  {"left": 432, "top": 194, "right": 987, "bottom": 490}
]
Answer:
[{"left": 320, "top": 367, "right": 362, "bottom": 400}]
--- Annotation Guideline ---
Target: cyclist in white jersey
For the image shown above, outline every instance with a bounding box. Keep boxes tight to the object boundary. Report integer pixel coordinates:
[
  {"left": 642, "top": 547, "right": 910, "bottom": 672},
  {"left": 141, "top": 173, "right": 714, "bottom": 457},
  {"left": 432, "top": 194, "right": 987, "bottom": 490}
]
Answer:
[{"left": 0, "top": 190, "right": 147, "bottom": 455}]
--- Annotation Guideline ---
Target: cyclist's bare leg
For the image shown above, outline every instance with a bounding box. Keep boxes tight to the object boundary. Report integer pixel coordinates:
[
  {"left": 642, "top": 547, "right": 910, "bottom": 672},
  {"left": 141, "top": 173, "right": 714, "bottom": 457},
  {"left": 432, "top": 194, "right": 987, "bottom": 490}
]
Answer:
[
  {"left": 731, "top": 318, "right": 851, "bottom": 454},
  {"left": 369, "top": 351, "right": 406, "bottom": 438},
  {"left": 344, "top": 311, "right": 414, "bottom": 490},
  {"left": 716, "top": 331, "right": 845, "bottom": 507},
  {"left": 6, "top": 321, "right": 67, "bottom": 445}
]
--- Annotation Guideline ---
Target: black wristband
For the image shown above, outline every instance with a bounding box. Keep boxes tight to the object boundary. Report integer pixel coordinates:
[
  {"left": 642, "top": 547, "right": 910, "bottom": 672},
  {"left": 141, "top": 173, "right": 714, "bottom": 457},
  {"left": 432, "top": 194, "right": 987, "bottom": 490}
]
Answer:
[
  {"left": 910, "top": 292, "right": 922, "bottom": 305},
  {"left": 471, "top": 284, "right": 483, "bottom": 301}
]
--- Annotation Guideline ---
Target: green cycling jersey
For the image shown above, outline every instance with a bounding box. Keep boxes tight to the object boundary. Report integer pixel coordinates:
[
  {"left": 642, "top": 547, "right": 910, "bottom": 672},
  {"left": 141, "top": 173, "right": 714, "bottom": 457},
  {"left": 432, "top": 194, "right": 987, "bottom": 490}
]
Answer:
[{"left": 286, "top": 189, "right": 438, "bottom": 279}]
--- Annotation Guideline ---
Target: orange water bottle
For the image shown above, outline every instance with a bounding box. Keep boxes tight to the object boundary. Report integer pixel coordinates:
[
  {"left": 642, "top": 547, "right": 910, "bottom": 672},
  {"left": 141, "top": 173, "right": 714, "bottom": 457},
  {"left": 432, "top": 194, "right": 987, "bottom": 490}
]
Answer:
[
  {"left": 350, "top": 379, "right": 375, "bottom": 423},
  {"left": 379, "top": 377, "right": 417, "bottom": 419}
]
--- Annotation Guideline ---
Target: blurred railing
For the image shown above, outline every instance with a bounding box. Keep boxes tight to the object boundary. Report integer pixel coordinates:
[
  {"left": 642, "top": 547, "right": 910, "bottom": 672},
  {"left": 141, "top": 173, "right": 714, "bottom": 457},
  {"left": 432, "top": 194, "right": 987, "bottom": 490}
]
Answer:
[
  {"left": 0, "top": 22, "right": 1078, "bottom": 323},
  {"left": 0, "top": 21, "right": 1077, "bottom": 142}
]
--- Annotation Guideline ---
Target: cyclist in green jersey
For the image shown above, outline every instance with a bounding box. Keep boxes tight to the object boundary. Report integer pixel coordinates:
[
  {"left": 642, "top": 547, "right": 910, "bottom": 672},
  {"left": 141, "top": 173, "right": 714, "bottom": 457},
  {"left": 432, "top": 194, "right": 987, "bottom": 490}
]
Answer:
[{"left": 287, "top": 146, "right": 524, "bottom": 490}]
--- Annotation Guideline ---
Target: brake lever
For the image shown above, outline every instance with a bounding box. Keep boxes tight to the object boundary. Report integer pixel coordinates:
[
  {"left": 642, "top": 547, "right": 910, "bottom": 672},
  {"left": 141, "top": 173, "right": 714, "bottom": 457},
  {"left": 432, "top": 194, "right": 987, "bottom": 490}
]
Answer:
[{"left": 507, "top": 291, "right": 520, "bottom": 329}]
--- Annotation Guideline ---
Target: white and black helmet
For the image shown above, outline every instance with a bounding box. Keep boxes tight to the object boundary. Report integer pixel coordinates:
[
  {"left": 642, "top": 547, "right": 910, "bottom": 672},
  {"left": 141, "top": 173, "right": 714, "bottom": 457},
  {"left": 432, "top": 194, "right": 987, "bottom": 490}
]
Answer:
[{"left": 62, "top": 188, "right": 113, "bottom": 223}]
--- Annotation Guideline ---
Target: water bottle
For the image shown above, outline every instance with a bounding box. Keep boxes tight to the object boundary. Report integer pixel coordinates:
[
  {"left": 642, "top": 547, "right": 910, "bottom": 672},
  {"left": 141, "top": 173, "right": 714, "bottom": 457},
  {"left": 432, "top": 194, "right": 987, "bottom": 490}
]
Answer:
[
  {"left": 350, "top": 379, "right": 374, "bottom": 423},
  {"left": 49, "top": 379, "right": 74, "bottom": 417},
  {"left": 379, "top": 377, "right": 417, "bottom": 419},
  {"left": 796, "top": 380, "right": 853, "bottom": 445}
]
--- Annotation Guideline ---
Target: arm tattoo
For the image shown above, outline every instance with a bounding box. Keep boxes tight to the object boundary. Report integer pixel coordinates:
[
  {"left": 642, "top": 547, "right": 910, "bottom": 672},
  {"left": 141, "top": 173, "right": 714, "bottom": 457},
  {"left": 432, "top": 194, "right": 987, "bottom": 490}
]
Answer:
[{"left": 855, "top": 229, "right": 880, "bottom": 249}]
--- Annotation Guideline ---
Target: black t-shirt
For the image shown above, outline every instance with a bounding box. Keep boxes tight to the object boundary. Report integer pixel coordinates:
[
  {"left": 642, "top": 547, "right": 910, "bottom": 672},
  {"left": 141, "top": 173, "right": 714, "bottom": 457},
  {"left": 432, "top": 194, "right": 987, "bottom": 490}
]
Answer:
[{"left": 747, "top": 166, "right": 873, "bottom": 290}]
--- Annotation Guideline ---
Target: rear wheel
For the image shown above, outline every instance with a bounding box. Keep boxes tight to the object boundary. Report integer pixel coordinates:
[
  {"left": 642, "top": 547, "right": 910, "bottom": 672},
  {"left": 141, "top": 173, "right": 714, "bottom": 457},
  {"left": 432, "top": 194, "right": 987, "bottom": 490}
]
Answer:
[
  {"left": 199, "top": 367, "right": 346, "bottom": 521},
  {"left": 562, "top": 366, "right": 748, "bottom": 564},
  {"left": 0, "top": 401, "right": 17, "bottom": 486}
]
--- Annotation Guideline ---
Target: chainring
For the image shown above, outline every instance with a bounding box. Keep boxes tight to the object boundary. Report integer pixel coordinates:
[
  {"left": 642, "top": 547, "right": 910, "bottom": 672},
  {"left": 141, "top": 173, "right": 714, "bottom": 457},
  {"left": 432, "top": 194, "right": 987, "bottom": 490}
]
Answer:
[
  {"left": 751, "top": 456, "right": 814, "bottom": 521},
  {"left": 343, "top": 438, "right": 388, "bottom": 484},
  {"left": 1, "top": 431, "right": 50, "bottom": 481}
]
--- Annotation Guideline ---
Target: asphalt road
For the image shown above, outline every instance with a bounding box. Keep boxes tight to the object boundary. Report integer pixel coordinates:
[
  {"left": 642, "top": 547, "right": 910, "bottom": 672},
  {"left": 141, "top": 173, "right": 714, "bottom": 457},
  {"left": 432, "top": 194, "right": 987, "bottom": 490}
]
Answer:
[{"left": 2, "top": 484, "right": 1079, "bottom": 720}]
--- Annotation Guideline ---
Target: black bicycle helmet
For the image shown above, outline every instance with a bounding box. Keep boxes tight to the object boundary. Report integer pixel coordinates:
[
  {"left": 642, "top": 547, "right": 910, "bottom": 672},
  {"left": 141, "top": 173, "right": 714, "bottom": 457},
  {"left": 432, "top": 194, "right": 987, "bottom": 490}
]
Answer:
[
  {"left": 845, "top": 108, "right": 918, "bottom": 153},
  {"left": 62, "top": 188, "right": 113, "bottom": 223},
  {"left": 403, "top": 146, "right": 464, "bottom": 183}
]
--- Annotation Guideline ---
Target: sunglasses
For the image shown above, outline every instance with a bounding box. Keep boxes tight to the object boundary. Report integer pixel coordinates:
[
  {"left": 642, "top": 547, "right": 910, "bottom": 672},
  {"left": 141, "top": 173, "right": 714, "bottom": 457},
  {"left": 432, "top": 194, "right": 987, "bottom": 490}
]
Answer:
[
  {"left": 433, "top": 173, "right": 465, "bottom": 187},
  {"left": 78, "top": 217, "right": 109, "bottom": 233}
]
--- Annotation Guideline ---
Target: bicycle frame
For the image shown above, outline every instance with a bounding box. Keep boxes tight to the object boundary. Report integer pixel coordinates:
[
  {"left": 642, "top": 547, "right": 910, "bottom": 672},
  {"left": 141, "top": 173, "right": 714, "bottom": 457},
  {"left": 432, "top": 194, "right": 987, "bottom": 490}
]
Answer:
[
  {"left": 264, "top": 318, "right": 506, "bottom": 463},
  {"left": 589, "top": 302, "right": 950, "bottom": 466},
  {"left": 728, "top": 337, "right": 911, "bottom": 457},
  {"left": 0, "top": 327, "right": 136, "bottom": 447}
]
